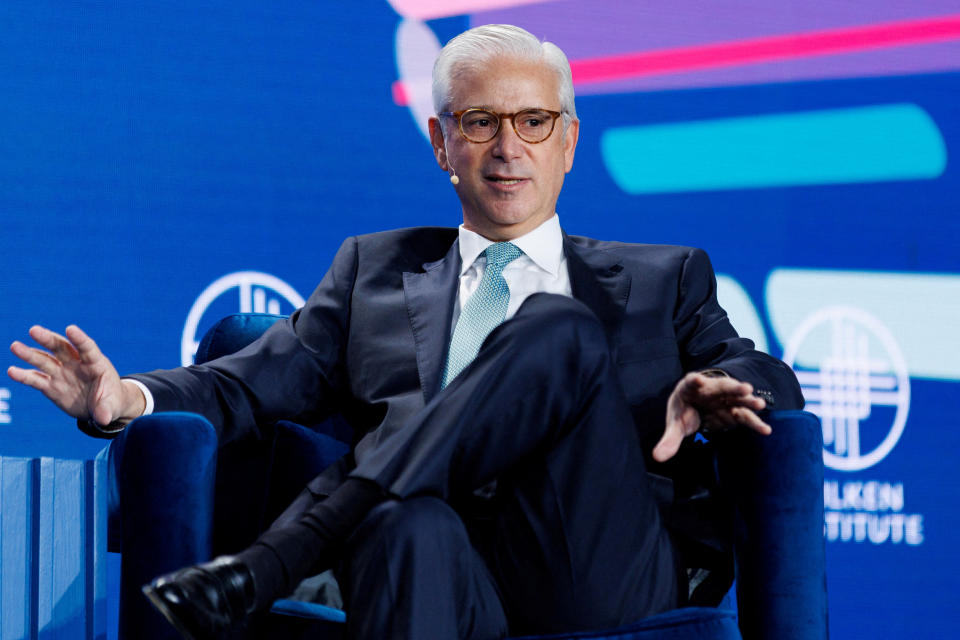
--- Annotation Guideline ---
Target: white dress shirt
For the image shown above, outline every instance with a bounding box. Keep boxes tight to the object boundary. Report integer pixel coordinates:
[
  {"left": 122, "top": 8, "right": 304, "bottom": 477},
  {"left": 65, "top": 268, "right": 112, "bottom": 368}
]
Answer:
[{"left": 452, "top": 214, "right": 572, "bottom": 332}]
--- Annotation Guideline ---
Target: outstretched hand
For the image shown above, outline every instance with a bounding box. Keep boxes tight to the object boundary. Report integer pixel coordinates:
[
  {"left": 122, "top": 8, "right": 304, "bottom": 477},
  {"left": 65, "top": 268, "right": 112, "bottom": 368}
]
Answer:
[
  {"left": 652, "top": 371, "right": 769, "bottom": 462},
  {"left": 7, "top": 325, "right": 143, "bottom": 427}
]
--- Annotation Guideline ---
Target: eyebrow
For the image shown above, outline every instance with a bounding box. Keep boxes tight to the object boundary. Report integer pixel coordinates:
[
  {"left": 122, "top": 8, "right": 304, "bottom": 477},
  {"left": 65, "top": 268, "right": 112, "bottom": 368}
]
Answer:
[{"left": 464, "top": 106, "right": 550, "bottom": 112}]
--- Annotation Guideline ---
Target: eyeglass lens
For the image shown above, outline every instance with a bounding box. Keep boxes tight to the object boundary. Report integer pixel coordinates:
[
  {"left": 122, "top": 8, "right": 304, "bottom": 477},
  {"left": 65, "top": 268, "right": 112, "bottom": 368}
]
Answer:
[{"left": 460, "top": 109, "right": 556, "bottom": 143}]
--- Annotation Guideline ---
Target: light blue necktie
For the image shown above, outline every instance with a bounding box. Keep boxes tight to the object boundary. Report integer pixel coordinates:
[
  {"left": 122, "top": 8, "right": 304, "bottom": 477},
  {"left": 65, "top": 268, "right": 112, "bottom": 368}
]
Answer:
[{"left": 442, "top": 242, "right": 524, "bottom": 388}]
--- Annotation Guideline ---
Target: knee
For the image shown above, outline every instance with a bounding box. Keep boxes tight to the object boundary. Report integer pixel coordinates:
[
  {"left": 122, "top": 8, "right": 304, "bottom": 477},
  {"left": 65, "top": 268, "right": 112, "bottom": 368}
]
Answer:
[
  {"left": 493, "top": 294, "right": 610, "bottom": 376},
  {"left": 516, "top": 292, "right": 593, "bottom": 320},
  {"left": 509, "top": 294, "right": 608, "bottom": 352}
]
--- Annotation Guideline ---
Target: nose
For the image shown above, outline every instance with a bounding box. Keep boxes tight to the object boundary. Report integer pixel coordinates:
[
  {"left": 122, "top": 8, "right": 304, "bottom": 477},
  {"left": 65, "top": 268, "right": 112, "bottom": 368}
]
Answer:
[{"left": 491, "top": 116, "right": 524, "bottom": 161}]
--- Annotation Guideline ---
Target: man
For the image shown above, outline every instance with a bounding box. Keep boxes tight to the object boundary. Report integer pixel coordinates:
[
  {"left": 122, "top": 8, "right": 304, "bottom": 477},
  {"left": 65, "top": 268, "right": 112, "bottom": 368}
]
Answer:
[{"left": 8, "top": 24, "right": 802, "bottom": 640}]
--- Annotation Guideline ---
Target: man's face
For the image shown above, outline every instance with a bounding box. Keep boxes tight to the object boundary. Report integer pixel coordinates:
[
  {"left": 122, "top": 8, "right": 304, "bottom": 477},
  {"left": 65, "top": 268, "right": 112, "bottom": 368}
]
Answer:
[{"left": 429, "top": 56, "right": 579, "bottom": 241}]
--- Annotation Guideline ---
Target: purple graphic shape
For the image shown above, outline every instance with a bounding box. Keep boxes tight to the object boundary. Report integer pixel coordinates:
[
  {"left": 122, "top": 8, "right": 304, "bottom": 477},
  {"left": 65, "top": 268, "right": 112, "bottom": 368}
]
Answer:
[
  {"left": 471, "top": 0, "right": 960, "bottom": 91},
  {"left": 582, "top": 41, "right": 960, "bottom": 95}
]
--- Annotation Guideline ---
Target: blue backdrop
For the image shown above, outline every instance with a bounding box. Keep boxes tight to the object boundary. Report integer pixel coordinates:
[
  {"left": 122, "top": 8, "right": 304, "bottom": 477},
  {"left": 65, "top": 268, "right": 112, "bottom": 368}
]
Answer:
[{"left": 2, "top": 2, "right": 958, "bottom": 638}]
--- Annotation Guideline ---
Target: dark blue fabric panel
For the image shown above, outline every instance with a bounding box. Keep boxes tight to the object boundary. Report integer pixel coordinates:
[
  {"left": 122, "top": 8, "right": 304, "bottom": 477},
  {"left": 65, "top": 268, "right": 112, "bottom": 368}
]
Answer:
[
  {"left": 106, "top": 412, "right": 217, "bottom": 639},
  {"left": 195, "top": 313, "right": 287, "bottom": 365},
  {"left": 265, "top": 603, "right": 742, "bottom": 640},
  {"left": 510, "top": 607, "right": 741, "bottom": 639},
  {"left": 718, "top": 411, "right": 827, "bottom": 640}
]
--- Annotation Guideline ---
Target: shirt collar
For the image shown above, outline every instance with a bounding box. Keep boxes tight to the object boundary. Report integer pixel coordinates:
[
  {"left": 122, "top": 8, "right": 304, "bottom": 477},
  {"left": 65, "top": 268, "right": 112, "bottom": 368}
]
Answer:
[{"left": 457, "top": 214, "right": 564, "bottom": 276}]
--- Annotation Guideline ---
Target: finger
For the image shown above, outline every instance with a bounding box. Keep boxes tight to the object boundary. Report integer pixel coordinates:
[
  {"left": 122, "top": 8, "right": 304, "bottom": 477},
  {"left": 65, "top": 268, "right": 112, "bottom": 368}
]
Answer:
[
  {"left": 91, "top": 404, "right": 116, "bottom": 428},
  {"left": 703, "top": 378, "right": 754, "bottom": 399},
  {"left": 10, "top": 341, "right": 63, "bottom": 375},
  {"left": 682, "top": 376, "right": 748, "bottom": 404},
  {"left": 652, "top": 429, "right": 681, "bottom": 463},
  {"left": 28, "top": 325, "right": 63, "bottom": 348},
  {"left": 730, "top": 406, "right": 772, "bottom": 435},
  {"left": 653, "top": 406, "right": 699, "bottom": 462},
  {"left": 701, "top": 407, "right": 738, "bottom": 430},
  {"left": 717, "top": 392, "right": 766, "bottom": 412},
  {"left": 7, "top": 365, "right": 52, "bottom": 390},
  {"left": 678, "top": 372, "right": 710, "bottom": 398},
  {"left": 714, "top": 377, "right": 752, "bottom": 393},
  {"left": 65, "top": 325, "right": 104, "bottom": 363},
  {"left": 703, "top": 389, "right": 767, "bottom": 416},
  {"left": 743, "top": 395, "right": 766, "bottom": 411},
  {"left": 706, "top": 404, "right": 762, "bottom": 431},
  {"left": 28, "top": 326, "right": 79, "bottom": 361}
]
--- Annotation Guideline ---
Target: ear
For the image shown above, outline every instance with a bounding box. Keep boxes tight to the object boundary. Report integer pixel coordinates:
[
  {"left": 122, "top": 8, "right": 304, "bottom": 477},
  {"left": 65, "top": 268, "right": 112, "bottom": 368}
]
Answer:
[
  {"left": 428, "top": 117, "right": 449, "bottom": 172},
  {"left": 562, "top": 118, "right": 580, "bottom": 173}
]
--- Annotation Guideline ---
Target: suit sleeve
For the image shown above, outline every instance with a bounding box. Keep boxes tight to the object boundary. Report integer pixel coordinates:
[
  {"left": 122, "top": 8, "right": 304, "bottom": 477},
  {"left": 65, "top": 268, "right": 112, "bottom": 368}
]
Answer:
[
  {"left": 673, "top": 247, "right": 804, "bottom": 410},
  {"left": 128, "top": 236, "right": 360, "bottom": 445}
]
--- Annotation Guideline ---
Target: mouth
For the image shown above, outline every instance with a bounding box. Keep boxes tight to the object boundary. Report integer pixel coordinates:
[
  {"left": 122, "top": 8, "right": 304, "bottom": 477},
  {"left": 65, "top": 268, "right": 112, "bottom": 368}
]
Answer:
[{"left": 485, "top": 175, "right": 529, "bottom": 186}]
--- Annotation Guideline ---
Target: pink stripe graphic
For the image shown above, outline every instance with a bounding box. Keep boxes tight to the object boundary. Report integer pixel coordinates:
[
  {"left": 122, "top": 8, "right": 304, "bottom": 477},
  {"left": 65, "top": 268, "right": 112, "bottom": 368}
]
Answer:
[
  {"left": 386, "top": 0, "right": 547, "bottom": 21},
  {"left": 392, "top": 80, "right": 410, "bottom": 107},
  {"left": 570, "top": 14, "right": 960, "bottom": 85}
]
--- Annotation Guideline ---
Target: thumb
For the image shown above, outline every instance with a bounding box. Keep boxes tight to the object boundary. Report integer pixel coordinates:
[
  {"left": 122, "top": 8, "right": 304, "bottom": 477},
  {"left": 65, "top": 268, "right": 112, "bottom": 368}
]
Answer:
[
  {"left": 90, "top": 402, "right": 116, "bottom": 428},
  {"left": 89, "top": 376, "right": 125, "bottom": 427},
  {"left": 652, "top": 406, "right": 699, "bottom": 462}
]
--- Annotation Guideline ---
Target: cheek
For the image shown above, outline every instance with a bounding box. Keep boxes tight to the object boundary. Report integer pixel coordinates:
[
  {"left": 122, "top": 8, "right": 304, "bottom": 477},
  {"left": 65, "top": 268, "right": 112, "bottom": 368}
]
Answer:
[
  {"left": 451, "top": 147, "right": 481, "bottom": 172},
  {"left": 545, "top": 157, "right": 568, "bottom": 191}
]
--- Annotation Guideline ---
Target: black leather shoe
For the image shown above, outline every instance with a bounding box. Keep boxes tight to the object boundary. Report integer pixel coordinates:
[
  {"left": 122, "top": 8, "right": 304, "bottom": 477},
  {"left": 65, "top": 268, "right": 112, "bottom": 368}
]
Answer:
[{"left": 142, "top": 555, "right": 256, "bottom": 640}]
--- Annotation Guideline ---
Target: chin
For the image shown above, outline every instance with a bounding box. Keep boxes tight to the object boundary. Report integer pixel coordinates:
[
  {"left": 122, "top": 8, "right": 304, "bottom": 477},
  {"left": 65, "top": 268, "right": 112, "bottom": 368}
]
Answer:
[
  {"left": 489, "top": 205, "right": 540, "bottom": 225},
  {"left": 466, "top": 203, "right": 549, "bottom": 237}
]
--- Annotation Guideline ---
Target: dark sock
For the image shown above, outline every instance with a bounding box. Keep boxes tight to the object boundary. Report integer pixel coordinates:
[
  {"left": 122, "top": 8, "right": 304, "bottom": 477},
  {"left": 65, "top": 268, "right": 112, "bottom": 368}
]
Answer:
[{"left": 236, "top": 477, "right": 389, "bottom": 610}]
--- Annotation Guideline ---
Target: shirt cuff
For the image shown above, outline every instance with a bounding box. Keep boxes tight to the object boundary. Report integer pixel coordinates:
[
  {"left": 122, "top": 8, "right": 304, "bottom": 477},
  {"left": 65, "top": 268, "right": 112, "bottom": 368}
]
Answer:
[{"left": 125, "top": 378, "right": 155, "bottom": 416}]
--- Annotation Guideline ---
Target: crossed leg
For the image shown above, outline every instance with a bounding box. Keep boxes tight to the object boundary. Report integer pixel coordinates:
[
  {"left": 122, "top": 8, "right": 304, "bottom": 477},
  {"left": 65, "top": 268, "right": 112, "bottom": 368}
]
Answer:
[{"left": 245, "top": 294, "right": 678, "bottom": 638}]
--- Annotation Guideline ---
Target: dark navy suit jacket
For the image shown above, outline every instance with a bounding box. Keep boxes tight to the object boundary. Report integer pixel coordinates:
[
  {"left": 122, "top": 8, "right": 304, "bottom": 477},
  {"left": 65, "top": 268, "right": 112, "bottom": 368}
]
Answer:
[
  {"left": 132, "top": 226, "right": 803, "bottom": 595},
  {"left": 135, "top": 226, "right": 800, "bottom": 441}
]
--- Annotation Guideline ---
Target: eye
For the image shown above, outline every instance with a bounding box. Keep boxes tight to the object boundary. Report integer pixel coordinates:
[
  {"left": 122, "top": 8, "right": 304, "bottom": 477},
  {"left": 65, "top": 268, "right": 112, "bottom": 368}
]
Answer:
[
  {"left": 518, "top": 110, "right": 552, "bottom": 130},
  {"left": 462, "top": 111, "right": 497, "bottom": 130}
]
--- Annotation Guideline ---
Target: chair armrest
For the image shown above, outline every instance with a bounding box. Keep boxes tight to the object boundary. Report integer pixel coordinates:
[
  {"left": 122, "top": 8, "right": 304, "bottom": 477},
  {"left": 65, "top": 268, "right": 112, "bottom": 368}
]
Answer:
[
  {"left": 106, "top": 412, "right": 218, "bottom": 556},
  {"left": 717, "top": 410, "right": 827, "bottom": 640},
  {"left": 106, "top": 412, "right": 218, "bottom": 639}
]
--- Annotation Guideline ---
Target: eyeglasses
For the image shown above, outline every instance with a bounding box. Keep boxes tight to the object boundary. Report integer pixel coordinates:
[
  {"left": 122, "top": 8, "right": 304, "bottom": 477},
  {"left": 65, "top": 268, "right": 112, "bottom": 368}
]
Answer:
[{"left": 438, "top": 108, "right": 563, "bottom": 144}]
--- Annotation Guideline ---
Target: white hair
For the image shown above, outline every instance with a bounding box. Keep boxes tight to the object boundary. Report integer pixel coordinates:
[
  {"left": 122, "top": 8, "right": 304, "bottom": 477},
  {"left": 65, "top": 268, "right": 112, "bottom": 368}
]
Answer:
[{"left": 432, "top": 24, "right": 578, "bottom": 127}]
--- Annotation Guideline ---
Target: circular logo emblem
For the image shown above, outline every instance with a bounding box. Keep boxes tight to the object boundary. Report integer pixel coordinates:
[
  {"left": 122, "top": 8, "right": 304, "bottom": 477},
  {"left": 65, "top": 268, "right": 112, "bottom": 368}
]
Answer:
[
  {"left": 782, "top": 306, "right": 910, "bottom": 472},
  {"left": 181, "top": 271, "right": 305, "bottom": 366}
]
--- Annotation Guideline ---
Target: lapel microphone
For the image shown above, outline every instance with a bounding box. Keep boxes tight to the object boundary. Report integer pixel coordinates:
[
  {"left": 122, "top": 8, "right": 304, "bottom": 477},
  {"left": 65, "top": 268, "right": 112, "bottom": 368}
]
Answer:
[{"left": 444, "top": 142, "right": 459, "bottom": 185}]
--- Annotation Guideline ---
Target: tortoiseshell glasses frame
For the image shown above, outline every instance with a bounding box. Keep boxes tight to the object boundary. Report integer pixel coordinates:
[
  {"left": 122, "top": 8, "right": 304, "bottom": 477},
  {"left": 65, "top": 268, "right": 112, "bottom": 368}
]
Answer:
[{"left": 438, "top": 107, "right": 564, "bottom": 144}]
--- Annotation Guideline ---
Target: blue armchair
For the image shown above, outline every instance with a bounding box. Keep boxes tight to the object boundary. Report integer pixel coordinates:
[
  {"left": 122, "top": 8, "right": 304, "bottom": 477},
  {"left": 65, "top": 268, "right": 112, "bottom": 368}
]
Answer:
[{"left": 106, "top": 313, "right": 827, "bottom": 640}]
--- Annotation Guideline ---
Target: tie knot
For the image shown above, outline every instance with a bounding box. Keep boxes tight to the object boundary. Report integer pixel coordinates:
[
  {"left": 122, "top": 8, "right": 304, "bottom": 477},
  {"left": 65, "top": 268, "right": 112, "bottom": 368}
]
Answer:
[{"left": 484, "top": 242, "right": 523, "bottom": 270}]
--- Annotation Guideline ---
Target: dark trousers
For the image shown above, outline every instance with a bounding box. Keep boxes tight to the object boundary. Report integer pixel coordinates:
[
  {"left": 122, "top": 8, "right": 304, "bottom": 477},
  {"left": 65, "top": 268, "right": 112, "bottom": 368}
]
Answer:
[{"left": 258, "top": 294, "right": 678, "bottom": 639}]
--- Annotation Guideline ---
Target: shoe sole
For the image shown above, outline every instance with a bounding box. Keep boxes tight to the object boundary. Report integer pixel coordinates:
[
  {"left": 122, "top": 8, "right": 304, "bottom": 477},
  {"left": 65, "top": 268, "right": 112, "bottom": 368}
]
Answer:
[{"left": 142, "top": 584, "right": 200, "bottom": 640}]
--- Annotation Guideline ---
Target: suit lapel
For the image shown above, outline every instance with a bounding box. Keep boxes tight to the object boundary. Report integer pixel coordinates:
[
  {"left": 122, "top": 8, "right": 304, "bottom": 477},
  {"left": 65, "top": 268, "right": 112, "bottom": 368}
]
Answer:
[
  {"left": 403, "top": 239, "right": 461, "bottom": 404},
  {"left": 563, "top": 234, "right": 631, "bottom": 349}
]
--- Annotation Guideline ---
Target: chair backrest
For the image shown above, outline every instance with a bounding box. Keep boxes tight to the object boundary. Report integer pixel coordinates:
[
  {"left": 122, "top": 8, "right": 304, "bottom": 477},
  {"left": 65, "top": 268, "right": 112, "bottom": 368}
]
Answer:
[{"left": 194, "top": 312, "right": 288, "bottom": 364}]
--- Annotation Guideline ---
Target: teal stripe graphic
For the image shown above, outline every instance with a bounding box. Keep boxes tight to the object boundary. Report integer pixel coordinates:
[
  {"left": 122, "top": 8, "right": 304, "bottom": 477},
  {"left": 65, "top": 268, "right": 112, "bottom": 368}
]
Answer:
[{"left": 602, "top": 103, "right": 946, "bottom": 193}]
